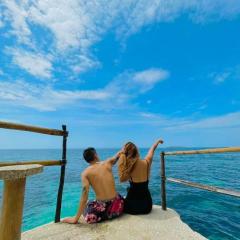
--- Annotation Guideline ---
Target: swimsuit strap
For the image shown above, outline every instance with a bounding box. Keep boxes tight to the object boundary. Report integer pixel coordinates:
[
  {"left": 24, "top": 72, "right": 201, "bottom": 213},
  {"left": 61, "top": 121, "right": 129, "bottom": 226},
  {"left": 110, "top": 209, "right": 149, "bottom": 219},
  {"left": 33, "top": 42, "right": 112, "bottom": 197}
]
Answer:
[{"left": 146, "top": 160, "right": 149, "bottom": 180}]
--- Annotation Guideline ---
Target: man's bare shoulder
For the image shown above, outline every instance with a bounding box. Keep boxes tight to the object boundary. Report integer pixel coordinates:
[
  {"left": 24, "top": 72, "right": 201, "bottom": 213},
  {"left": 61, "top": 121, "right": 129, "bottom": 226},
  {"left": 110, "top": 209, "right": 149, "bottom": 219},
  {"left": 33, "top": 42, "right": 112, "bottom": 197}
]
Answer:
[
  {"left": 102, "top": 159, "right": 113, "bottom": 166},
  {"left": 82, "top": 163, "right": 102, "bottom": 174},
  {"left": 81, "top": 167, "right": 91, "bottom": 177}
]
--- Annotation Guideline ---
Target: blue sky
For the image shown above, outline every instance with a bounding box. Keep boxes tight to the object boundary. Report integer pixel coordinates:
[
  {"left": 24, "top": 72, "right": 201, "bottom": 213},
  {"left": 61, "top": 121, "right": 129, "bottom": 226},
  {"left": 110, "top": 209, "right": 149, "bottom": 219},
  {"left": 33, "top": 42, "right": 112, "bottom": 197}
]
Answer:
[{"left": 0, "top": 1, "right": 240, "bottom": 149}]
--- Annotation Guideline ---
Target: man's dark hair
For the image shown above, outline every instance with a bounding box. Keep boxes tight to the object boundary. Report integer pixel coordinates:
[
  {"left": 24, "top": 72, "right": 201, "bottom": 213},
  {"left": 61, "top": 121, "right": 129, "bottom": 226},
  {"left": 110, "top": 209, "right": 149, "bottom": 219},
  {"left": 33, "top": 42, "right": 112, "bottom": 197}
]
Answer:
[{"left": 83, "top": 147, "right": 96, "bottom": 163}]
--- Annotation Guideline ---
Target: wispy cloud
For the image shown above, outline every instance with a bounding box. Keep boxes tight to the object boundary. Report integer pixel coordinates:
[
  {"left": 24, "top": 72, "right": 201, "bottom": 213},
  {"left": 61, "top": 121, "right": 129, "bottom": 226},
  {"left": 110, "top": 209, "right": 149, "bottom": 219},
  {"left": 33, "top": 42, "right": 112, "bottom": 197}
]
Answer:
[
  {"left": 0, "top": 80, "right": 110, "bottom": 111},
  {"left": 105, "top": 68, "right": 170, "bottom": 105},
  {"left": 7, "top": 48, "right": 53, "bottom": 79},
  {"left": 116, "top": 0, "right": 240, "bottom": 37},
  {"left": 0, "top": 68, "right": 169, "bottom": 111},
  {"left": 210, "top": 71, "right": 231, "bottom": 84},
  {"left": 133, "top": 68, "right": 169, "bottom": 92},
  {"left": 209, "top": 65, "right": 240, "bottom": 84},
  {"left": 65, "top": 111, "right": 240, "bottom": 132},
  {"left": 0, "top": 9, "right": 4, "bottom": 28},
  {"left": 165, "top": 111, "right": 240, "bottom": 131},
  {"left": 71, "top": 54, "right": 101, "bottom": 74}
]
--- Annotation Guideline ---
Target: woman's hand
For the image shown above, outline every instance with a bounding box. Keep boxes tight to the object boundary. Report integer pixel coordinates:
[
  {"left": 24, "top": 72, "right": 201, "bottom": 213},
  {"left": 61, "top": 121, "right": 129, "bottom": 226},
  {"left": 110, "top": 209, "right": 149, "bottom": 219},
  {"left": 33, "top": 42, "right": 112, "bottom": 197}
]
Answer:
[
  {"left": 157, "top": 139, "right": 164, "bottom": 145},
  {"left": 61, "top": 217, "right": 78, "bottom": 224},
  {"left": 145, "top": 139, "right": 164, "bottom": 165}
]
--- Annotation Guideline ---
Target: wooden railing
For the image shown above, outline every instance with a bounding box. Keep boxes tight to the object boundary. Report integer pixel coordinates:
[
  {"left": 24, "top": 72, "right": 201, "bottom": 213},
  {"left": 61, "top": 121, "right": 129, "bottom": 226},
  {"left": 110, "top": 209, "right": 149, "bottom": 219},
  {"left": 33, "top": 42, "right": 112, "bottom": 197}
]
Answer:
[
  {"left": 0, "top": 121, "right": 68, "bottom": 222},
  {"left": 160, "top": 147, "right": 240, "bottom": 210}
]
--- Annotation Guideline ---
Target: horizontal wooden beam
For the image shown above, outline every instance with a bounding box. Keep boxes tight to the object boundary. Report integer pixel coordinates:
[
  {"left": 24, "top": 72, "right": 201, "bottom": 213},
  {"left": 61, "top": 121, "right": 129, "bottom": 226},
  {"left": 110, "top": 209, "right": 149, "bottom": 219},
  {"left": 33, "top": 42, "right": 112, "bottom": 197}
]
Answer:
[
  {"left": 167, "top": 177, "right": 240, "bottom": 198},
  {"left": 0, "top": 121, "right": 67, "bottom": 136},
  {"left": 0, "top": 160, "right": 63, "bottom": 167},
  {"left": 165, "top": 147, "right": 240, "bottom": 156}
]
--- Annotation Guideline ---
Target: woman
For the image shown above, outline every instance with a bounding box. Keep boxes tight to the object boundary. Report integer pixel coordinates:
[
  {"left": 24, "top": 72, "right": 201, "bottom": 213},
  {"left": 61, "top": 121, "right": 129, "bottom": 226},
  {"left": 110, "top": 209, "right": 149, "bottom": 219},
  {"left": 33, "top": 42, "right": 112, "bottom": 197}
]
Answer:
[{"left": 118, "top": 139, "right": 163, "bottom": 215}]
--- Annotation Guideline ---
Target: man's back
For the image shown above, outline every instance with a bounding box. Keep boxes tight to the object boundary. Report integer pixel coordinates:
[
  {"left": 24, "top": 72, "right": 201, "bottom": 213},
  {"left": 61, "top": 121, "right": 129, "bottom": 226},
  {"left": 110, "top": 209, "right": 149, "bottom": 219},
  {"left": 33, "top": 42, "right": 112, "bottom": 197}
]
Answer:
[
  {"left": 85, "top": 161, "right": 117, "bottom": 200},
  {"left": 62, "top": 148, "right": 123, "bottom": 224}
]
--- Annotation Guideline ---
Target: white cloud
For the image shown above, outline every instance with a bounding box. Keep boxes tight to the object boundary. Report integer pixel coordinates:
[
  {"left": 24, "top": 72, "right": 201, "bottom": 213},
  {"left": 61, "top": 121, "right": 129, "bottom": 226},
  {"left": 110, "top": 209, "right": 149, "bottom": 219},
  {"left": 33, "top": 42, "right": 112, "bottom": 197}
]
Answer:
[
  {"left": 0, "top": 9, "right": 4, "bottom": 28},
  {"left": 139, "top": 112, "right": 157, "bottom": 118},
  {"left": 71, "top": 54, "right": 101, "bottom": 74},
  {"left": 211, "top": 71, "right": 231, "bottom": 84},
  {"left": 8, "top": 48, "right": 53, "bottom": 79},
  {"left": 3, "top": 0, "right": 240, "bottom": 49},
  {"left": 165, "top": 112, "right": 240, "bottom": 131},
  {"left": 116, "top": 0, "right": 240, "bottom": 37},
  {"left": 77, "top": 110, "right": 240, "bottom": 131},
  {"left": 0, "top": 80, "right": 110, "bottom": 111},
  {"left": 210, "top": 65, "right": 240, "bottom": 84},
  {"left": 2, "top": 0, "right": 240, "bottom": 77},
  {"left": 2, "top": 1, "right": 31, "bottom": 44},
  {"left": 133, "top": 68, "right": 169, "bottom": 92},
  {"left": 28, "top": 1, "right": 96, "bottom": 51},
  {"left": 105, "top": 68, "right": 170, "bottom": 104},
  {"left": 0, "top": 67, "right": 168, "bottom": 111},
  {"left": 215, "top": 72, "right": 231, "bottom": 83}
]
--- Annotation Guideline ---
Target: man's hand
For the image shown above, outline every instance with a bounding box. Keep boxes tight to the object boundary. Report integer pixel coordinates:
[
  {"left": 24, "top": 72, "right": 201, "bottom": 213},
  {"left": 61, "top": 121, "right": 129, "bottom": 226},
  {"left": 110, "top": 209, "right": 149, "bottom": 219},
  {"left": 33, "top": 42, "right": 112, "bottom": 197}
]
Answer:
[
  {"left": 115, "top": 150, "right": 124, "bottom": 159},
  {"left": 61, "top": 217, "right": 78, "bottom": 224},
  {"left": 106, "top": 150, "right": 124, "bottom": 165}
]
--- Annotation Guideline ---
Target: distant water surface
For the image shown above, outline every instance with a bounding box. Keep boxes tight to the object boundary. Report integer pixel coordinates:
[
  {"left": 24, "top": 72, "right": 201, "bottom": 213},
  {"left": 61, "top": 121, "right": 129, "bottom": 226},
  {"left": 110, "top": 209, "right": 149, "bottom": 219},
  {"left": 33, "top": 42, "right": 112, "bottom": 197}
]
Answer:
[{"left": 0, "top": 148, "right": 239, "bottom": 240}]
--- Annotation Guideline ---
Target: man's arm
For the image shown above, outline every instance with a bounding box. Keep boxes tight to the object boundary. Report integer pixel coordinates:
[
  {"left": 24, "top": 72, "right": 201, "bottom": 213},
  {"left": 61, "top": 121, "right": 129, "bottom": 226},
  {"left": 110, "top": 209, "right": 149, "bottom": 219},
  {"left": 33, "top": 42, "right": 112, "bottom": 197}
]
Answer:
[
  {"left": 145, "top": 139, "right": 164, "bottom": 165},
  {"left": 62, "top": 172, "right": 90, "bottom": 224},
  {"left": 106, "top": 150, "right": 123, "bottom": 166}
]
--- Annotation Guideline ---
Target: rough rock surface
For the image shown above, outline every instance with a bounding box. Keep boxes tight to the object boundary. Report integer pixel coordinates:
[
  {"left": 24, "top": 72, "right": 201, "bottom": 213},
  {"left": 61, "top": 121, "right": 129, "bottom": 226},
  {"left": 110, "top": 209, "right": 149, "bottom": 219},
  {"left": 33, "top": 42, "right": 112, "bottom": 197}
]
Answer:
[
  {"left": 0, "top": 164, "right": 43, "bottom": 180},
  {"left": 22, "top": 205, "right": 206, "bottom": 240}
]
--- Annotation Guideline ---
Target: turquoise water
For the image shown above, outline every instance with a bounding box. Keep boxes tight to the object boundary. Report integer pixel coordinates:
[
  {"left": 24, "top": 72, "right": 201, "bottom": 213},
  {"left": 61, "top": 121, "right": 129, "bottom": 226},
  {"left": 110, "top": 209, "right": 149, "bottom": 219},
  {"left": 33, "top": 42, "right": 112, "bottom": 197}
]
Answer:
[{"left": 0, "top": 148, "right": 239, "bottom": 239}]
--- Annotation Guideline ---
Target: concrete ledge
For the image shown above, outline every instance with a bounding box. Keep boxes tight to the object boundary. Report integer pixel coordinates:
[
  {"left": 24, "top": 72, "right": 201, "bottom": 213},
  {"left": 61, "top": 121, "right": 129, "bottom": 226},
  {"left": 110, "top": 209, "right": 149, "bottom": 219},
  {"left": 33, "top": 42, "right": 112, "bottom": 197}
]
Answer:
[
  {"left": 0, "top": 164, "right": 43, "bottom": 180},
  {"left": 22, "top": 205, "right": 206, "bottom": 240}
]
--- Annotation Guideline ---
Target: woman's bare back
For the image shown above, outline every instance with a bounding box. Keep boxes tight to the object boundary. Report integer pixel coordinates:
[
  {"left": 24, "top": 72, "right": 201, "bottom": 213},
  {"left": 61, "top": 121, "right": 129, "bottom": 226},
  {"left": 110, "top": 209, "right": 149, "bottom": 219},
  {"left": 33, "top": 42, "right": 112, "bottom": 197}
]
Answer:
[{"left": 130, "top": 159, "right": 149, "bottom": 183}]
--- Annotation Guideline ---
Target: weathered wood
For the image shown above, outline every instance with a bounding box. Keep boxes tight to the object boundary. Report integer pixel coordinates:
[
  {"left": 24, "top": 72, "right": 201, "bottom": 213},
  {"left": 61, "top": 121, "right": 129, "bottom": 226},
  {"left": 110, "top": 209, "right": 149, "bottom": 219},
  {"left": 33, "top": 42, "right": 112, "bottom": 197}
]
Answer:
[
  {"left": 161, "top": 152, "right": 167, "bottom": 210},
  {"left": 165, "top": 147, "right": 240, "bottom": 156},
  {"left": 0, "top": 179, "right": 26, "bottom": 240},
  {"left": 0, "top": 160, "right": 62, "bottom": 167},
  {"left": 0, "top": 121, "right": 68, "bottom": 136},
  {"left": 167, "top": 177, "right": 240, "bottom": 198},
  {"left": 55, "top": 125, "right": 68, "bottom": 222}
]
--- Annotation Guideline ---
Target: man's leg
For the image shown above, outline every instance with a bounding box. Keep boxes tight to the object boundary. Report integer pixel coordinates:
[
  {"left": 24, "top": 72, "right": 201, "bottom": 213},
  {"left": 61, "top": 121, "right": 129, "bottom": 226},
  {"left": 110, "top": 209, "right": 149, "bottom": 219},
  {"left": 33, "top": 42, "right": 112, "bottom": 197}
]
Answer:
[
  {"left": 107, "top": 194, "right": 124, "bottom": 219},
  {"left": 83, "top": 200, "right": 107, "bottom": 224}
]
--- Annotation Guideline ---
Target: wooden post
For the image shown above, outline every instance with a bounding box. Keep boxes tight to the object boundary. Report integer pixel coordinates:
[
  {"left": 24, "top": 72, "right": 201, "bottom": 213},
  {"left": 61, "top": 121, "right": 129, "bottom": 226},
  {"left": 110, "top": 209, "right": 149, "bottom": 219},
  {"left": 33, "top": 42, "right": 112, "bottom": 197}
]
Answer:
[
  {"left": 55, "top": 125, "right": 68, "bottom": 223},
  {"left": 0, "top": 164, "right": 43, "bottom": 240},
  {"left": 161, "top": 152, "right": 167, "bottom": 210},
  {"left": 0, "top": 179, "right": 26, "bottom": 240}
]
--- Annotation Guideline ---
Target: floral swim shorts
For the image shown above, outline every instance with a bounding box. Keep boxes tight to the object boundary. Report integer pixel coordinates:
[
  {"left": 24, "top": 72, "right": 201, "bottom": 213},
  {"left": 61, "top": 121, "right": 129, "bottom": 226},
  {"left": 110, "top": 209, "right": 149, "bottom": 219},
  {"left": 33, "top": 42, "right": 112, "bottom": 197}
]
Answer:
[{"left": 83, "top": 193, "right": 124, "bottom": 224}]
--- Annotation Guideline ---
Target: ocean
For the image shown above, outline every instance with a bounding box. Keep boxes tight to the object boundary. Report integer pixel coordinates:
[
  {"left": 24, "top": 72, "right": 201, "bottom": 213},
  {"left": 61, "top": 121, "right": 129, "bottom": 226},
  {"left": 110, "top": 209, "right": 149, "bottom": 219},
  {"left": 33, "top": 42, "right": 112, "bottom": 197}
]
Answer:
[{"left": 0, "top": 148, "right": 239, "bottom": 240}]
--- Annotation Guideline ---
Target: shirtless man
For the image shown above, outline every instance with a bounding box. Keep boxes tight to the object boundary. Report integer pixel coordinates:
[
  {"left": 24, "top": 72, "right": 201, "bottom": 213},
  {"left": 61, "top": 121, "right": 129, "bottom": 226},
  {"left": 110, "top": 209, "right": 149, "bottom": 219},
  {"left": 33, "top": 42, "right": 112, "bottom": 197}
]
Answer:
[{"left": 62, "top": 147, "right": 124, "bottom": 224}]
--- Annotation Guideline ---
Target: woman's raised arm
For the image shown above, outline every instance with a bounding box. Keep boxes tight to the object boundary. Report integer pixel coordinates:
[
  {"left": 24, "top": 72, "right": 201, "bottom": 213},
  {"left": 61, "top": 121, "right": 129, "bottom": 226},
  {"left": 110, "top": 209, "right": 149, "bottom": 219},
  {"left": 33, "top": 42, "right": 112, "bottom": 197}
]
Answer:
[{"left": 145, "top": 139, "right": 164, "bottom": 165}]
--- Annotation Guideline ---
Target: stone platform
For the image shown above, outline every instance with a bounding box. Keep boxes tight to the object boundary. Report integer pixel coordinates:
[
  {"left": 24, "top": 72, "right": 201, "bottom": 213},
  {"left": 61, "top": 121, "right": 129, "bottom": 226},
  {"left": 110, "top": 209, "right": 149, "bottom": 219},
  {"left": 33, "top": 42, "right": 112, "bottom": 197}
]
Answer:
[{"left": 22, "top": 205, "right": 206, "bottom": 240}]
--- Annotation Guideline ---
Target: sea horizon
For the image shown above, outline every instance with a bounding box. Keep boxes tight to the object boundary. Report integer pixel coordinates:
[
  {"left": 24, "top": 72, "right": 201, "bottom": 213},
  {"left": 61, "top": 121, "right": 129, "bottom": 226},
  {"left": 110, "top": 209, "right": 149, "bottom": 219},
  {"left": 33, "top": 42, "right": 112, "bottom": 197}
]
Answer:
[{"left": 0, "top": 146, "right": 228, "bottom": 150}]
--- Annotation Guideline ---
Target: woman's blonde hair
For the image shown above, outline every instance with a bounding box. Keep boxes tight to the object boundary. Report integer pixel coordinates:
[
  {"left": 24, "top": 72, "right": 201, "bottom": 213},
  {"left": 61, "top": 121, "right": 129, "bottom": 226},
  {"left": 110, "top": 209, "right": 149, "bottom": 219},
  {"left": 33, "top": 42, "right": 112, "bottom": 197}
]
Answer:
[{"left": 118, "top": 142, "right": 139, "bottom": 182}]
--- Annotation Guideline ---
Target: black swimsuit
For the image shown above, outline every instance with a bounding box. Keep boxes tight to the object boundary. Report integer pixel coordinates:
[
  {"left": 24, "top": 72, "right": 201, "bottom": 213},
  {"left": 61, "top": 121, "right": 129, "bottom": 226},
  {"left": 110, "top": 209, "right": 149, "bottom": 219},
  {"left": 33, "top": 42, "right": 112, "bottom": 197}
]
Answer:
[{"left": 124, "top": 162, "right": 152, "bottom": 215}]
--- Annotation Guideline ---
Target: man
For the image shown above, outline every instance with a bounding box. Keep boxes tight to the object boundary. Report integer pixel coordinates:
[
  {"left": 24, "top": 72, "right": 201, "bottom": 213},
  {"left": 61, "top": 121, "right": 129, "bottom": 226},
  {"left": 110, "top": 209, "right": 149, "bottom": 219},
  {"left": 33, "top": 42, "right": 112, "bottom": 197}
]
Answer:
[{"left": 62, "top": 147, "right": 124, "bottom": 224}]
